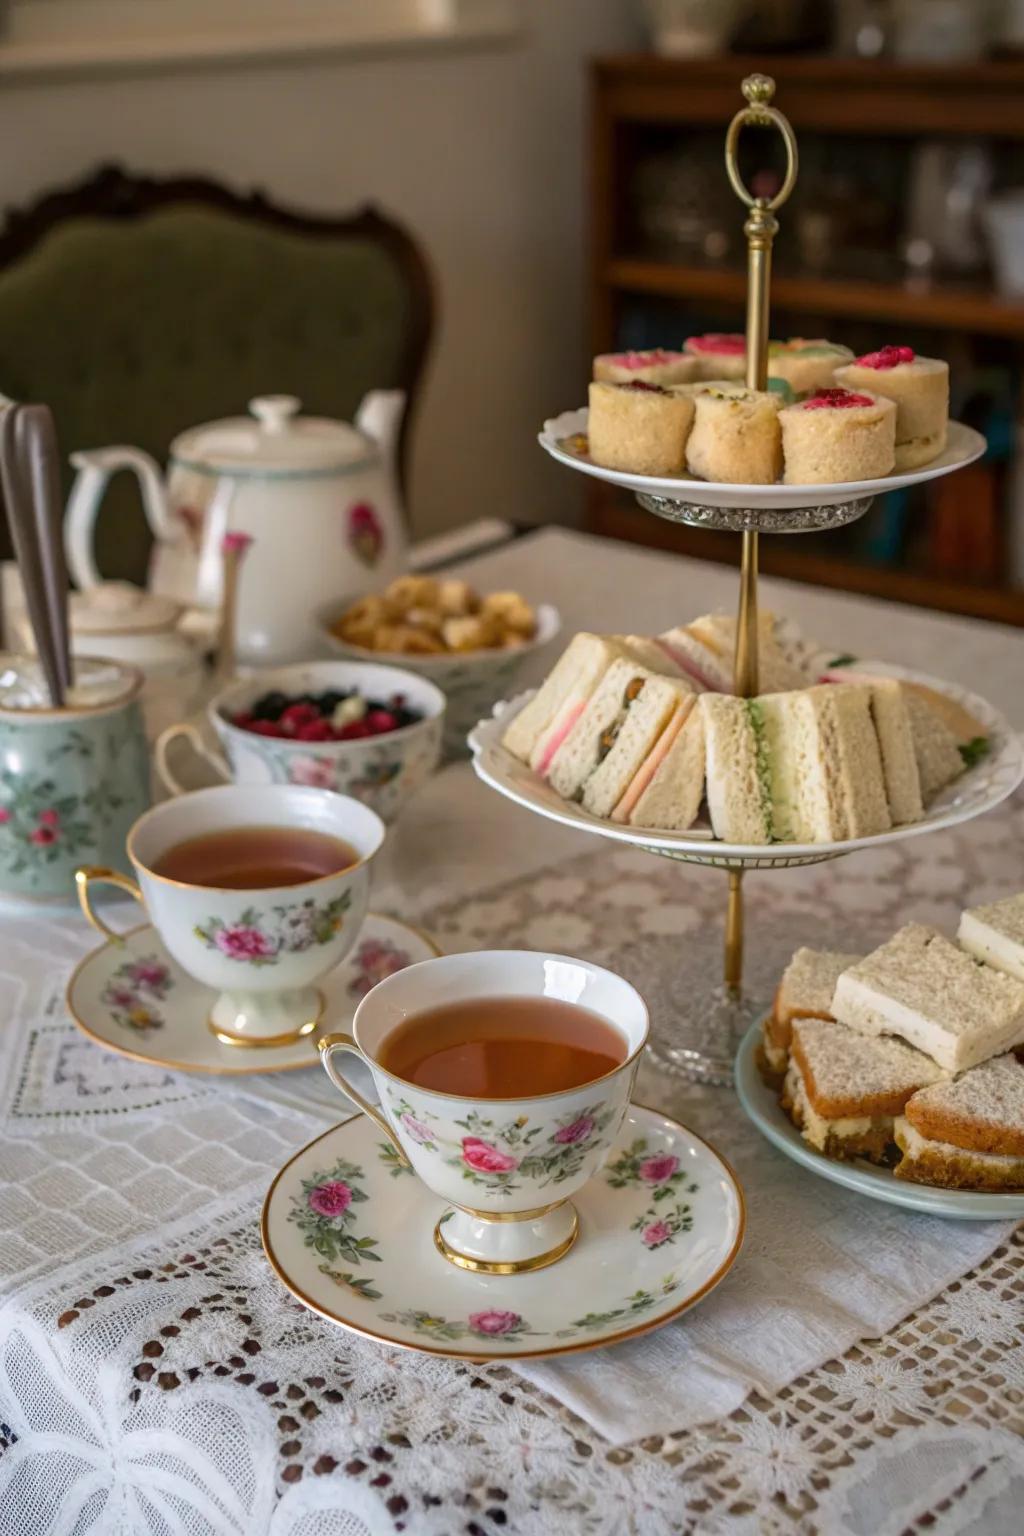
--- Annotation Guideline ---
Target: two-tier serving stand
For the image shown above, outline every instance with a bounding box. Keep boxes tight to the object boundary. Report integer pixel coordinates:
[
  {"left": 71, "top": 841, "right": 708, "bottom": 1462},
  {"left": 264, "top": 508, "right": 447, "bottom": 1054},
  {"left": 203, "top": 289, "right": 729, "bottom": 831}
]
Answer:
[{"left": 471, "top": 75, "right": 1011, "bottom": 1085}]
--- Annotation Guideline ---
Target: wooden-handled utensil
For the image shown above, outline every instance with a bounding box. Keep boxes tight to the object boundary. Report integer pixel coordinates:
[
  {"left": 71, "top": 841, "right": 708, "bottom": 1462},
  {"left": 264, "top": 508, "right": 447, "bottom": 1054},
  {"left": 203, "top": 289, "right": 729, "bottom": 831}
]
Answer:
[{"left": 0, "top": 401, "right": 65, "bottom": 706}]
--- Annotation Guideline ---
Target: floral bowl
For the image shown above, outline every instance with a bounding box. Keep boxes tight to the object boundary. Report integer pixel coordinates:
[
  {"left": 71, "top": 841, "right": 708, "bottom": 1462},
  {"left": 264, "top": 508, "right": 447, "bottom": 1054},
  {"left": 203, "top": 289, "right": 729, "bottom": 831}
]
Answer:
[
  {"left": 320, "top": 603, "right": 561, "bottom": 757},
  {"left": 156, "top": 660, "right": 445, "bottom": 824}
]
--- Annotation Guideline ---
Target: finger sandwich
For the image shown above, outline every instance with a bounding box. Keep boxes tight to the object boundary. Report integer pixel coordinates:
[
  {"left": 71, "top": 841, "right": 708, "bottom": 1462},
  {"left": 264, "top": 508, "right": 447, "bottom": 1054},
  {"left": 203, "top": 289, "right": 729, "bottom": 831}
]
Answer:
[
  {"left": 611, "top": 698, "right": 704, "bottom": 831},
  {"left": 894, "top": 1054, "right": 1024, "bottom": 1191},
  {"left": 700, "top": 684, "right": 891, "bottom": 845},
  {"left": 958, "top": 894, "right": 1024, "bottom": 984},
  {"left": 546, "top": 659, "right": 692, "bottom": 810},
  {"left": 831, "top": 924, "right": 1024, "bottom": 1073},
  {"left": 760, "top": 947, "right": 862, "bottom": 1085},
  {"left": 779, "top": 388, "right": 896, "bottom": 484},
  {"left": 588, "top": 380, "right": 695, "bottom": 477},
  {"left": 684, "top": 386, "right": 783, "bottom": 485},
  {"left": 502, "top": 632, "right": 633, "bottom": 773},
  {"left": 783, "top": 1017, "right": 945, "bottom": 1163},
  {"left": 834, "top": 346, "right": 949, "bottom": 470}
]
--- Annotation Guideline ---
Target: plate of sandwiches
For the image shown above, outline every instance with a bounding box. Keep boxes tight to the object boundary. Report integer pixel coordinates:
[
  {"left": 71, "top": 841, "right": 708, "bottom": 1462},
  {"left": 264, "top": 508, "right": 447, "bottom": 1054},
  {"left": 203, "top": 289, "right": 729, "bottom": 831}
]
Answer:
[
  {"left": 539, "top": 340, "right": 985, "bottom": 509},
  {"left": 735, "top": 899, "right": 1024, "bottom": 1218},
  {"left": 468, "top": 613, "right": 1023, "bottom": 868}
]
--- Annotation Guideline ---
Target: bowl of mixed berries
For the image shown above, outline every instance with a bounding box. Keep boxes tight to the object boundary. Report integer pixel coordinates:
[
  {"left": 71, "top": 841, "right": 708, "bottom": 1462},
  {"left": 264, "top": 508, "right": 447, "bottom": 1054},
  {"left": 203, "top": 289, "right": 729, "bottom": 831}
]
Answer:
[{"left": 158, "top": 662, "right": 445, "bottom": 823}]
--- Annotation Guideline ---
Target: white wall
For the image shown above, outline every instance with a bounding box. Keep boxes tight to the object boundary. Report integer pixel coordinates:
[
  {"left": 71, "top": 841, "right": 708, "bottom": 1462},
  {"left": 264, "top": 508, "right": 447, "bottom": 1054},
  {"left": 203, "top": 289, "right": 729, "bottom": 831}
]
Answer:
[{"left": 0, "top": 1, "right": 643, "bottom": 536}]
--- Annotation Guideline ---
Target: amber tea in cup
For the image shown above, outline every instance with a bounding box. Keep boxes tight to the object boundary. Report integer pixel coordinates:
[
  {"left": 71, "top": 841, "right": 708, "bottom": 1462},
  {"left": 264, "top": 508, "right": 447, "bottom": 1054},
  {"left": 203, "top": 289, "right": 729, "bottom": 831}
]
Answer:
[
  {"left": 153, "top": 824, "right": 359, "bottom": 889},
  {"left": 377, "top": 995, "right": 627, "bottom": 1097}
]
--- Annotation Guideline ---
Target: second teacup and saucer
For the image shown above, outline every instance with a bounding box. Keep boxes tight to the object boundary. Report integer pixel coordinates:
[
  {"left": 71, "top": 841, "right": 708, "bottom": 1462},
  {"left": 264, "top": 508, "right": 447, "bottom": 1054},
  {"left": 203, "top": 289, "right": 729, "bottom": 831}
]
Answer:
[
  {"left": 67, "top": 783, "right": 438, "bottom": 1075},
  {"left": 262, "top": 950, "right": 745, "bottom": 1359}
]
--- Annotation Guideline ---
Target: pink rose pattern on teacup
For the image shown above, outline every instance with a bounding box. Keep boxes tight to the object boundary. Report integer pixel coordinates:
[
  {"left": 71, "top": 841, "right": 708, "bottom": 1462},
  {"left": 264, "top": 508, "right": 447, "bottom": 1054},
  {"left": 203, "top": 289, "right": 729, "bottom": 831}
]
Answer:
[
  {"left": 101, "top": 953, "right": 173, "bottom": 1034},
  {"left": 381, "top": 1093, "right": 618, "bottom": 1198},
  {"left": 193, "top": 892, "right": 351, "bottom": 967}
]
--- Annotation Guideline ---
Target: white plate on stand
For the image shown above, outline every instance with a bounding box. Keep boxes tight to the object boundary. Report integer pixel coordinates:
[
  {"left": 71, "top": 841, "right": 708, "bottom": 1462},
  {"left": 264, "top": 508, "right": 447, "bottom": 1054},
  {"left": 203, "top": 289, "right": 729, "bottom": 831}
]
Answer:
[
  {"left": 734, "top": 1023, "right": 1024, "bottom": 1220},
  {"left": 539, "top": 410, "right": 987, "bottom": 512},
  {"left": 468, "top": 669, "right": 1023, "bottom": 870}
]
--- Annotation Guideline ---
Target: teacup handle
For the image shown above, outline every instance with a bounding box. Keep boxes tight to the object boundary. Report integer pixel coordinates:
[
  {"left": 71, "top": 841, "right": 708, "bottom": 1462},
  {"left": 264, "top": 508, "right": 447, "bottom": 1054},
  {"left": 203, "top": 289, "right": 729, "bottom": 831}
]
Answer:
[
  {"left": 155, "top": 722, "right": 231, "bottom": 797},
  {"left": 318, "top": 1032, "right": 410, "bottom": 1167},
  {"left": 75, "top": 866, "right": 145, "bottom": 944}
]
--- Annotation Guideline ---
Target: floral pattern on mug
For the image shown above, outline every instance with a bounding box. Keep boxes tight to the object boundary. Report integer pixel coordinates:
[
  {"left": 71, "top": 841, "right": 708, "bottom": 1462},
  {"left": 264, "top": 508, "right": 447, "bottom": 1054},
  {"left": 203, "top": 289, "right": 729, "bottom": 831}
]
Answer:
[
  {"left": 633, "top": 1199, "right": 695, "bottom": 1250},
  {"left": 380, "top": 1092, "right": 617, "bottom": 1199},
  {"left": 604, "top": 1139, "right": 698, "bottom": 1203},
  {"left": 379, "top": 1308, "right": 537, "bottom": 1345},
  {"left": 289, "top": 1157, "right": 379, "bottom": 1268},
  {"left": 100, "top": 953, "right": 172, "bottom": 1034},
  {"left": 347, "top": 937, "right": 414, "bottom": 999},
  {"left": 194, "top": 891, "right": 351, "bottom": 966}
]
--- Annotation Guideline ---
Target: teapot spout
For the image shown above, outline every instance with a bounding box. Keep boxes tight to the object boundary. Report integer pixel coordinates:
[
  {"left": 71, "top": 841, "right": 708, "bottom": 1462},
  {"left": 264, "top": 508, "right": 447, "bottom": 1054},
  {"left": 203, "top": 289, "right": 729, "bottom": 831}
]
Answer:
[{"left": 354, "top": 389, "right": 406, "bottom": 470}]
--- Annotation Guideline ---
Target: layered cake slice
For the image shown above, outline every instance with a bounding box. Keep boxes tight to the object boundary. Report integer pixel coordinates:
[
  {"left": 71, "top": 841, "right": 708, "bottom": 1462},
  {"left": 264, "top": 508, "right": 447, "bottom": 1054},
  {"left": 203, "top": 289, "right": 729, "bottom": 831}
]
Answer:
[
  {"left": 593, "top": 349, "right": 699, "bottom": 386},
  {"left": 684, "top": 386, "right": 783, "bottom": 485},
  {"left": 895, "top": 1054, "right": 1024, "bottom": 1191},
  {"left": 760, "top": 946, "right": 863, "bottom": 1085},
  {"left": 831, "top": 924, "right": 1024, "bottom": 1073},
  {"left": 768, "top": 338, "right": 854, "bottom": 396},
  {"left": 683, "top": 332, "right": 747, "bottom": 380},
  {"left": 835, "top": 346, "right": 949, "bottom": 470},
  {"left": 587, "top": 380, "right": 695, "bottom": 476},
  {"left": 783, "top": 1017, "right": 945, "bottom": 1163},
  {"left": 958, "top": 894, "right": 1024, "bottom": 984},
  {"left": 779, "top": 388, "right": 896, "bottom": 483}
]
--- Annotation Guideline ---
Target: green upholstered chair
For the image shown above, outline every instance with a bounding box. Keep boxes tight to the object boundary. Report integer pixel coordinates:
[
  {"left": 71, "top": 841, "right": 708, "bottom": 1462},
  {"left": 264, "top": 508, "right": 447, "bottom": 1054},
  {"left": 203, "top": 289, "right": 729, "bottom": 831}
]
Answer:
[{"left": 0, "top": 165, "right": 432, "bottom": 582}]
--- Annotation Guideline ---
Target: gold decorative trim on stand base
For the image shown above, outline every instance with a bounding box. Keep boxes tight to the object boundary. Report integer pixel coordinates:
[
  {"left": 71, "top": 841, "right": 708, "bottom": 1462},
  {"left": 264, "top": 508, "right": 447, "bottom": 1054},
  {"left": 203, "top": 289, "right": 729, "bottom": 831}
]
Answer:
[
  {"left": 448, "top": 1197, "right": 567, "bottom": 1224},
  {"left": 433, "top": 1207, "right": 580, "bottom": 1275},
  {"left": 207, "top": 990, "right": 325, "bottom": 1049}
]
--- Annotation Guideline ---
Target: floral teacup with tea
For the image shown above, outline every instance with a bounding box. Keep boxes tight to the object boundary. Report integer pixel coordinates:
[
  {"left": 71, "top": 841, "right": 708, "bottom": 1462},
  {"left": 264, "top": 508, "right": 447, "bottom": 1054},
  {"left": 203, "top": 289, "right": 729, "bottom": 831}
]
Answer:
[
  {"left": 318, "top": 949, "right": 649, "bottom": 1273},
  {"left": 76, "top": 783, "right": 385, "bottom": 1047}
]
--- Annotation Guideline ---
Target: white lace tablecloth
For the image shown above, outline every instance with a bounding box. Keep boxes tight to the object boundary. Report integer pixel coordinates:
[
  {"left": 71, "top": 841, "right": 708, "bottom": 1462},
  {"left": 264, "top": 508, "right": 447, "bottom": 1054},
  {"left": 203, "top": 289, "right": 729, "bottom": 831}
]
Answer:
[{"left": 2, "top": 529, "right": 1023, "bottom": 1534}]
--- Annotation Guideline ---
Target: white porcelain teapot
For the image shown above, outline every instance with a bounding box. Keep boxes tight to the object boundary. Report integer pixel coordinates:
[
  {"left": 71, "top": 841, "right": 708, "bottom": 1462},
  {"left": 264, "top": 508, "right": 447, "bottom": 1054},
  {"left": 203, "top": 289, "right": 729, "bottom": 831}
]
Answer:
[{"left": 64, "top": 393, "right": 408, "bottom": 666}]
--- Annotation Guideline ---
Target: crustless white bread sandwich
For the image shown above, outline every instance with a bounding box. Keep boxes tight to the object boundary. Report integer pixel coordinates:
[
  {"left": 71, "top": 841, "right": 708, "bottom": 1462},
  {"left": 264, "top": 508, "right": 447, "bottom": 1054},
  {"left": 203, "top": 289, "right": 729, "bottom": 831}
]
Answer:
[
  {"left": 700, "top": 684, "right": 891, "bottom": 845},
  {"left": 831, "top": 923, "right": 1024, "bottom": 1073},
  {"left": 957, "top": 894, "right": 1024, "bottom": 985}
]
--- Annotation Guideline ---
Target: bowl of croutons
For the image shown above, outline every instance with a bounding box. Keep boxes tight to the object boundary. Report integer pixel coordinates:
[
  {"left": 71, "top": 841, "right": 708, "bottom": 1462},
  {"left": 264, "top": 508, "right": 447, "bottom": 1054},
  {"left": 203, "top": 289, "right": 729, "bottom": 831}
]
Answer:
[{"left": 322, "top": 575, "right": 560, "bottom": 756}]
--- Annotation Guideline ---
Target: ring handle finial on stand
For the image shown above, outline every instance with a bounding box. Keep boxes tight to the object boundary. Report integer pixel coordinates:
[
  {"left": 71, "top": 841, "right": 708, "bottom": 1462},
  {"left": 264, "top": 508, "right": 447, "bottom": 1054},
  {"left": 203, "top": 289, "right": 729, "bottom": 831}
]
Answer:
[{"left": 724, "top": 75, "right": 799, "bottom": 216}]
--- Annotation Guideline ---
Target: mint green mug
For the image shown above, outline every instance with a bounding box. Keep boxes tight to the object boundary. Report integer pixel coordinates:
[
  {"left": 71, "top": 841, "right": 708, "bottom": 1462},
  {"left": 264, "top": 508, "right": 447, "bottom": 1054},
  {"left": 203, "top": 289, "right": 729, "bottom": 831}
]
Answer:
[{"left": 0, "top": 654, "right": 151, "bottom": 903}]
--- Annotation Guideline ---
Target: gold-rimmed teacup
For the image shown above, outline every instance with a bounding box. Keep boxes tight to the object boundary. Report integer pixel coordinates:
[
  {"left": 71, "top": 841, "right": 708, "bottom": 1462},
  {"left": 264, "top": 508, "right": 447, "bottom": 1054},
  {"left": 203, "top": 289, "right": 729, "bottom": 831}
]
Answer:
[
  {"left": 318, "top": 949, "right": 649, "bottom": 1273},
  {"left": 76, "top": 784, "right": 385, "bottom": 1047}
]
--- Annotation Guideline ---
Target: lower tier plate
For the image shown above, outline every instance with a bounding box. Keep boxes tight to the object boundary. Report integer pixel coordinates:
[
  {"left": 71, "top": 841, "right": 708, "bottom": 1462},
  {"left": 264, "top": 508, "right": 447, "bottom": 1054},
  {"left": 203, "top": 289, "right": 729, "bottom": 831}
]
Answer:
[
  {"left": 468, "top": 662, "right": 1022, "bottom": 869},
  {"left": 734, "top": 1023, "right": 1024, "bottom": 1221}
]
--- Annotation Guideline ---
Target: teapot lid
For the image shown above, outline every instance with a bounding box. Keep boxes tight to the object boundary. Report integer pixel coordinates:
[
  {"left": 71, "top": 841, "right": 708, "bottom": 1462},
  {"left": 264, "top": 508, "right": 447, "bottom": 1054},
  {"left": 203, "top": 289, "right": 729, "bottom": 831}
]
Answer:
[
  {"left": 70, "top": 581, "right": 182, "bottom": 635},
  {"left": 170, "top": 395, "right": 372, "bottom": 476}
]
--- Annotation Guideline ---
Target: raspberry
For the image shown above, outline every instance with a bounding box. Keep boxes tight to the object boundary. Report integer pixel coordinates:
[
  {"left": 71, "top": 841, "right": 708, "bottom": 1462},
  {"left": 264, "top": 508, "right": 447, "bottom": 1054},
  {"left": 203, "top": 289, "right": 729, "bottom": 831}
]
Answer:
[
  {"left": 365, "top": 709, "right": 399, "bottom": 735},
  {"left": 247, "top": 720, "right": 285, "bottom": 737},
  {"left": 231, "top": 712, "right": 255, "bottom": 729},
  {"left": 280, "top": 702, "right": 321, "bottom": 735},
  {"left": 296, "top": 719, "right": 336, "bottom": 741},
  {"left": 338, "top": 720, "right": 373, "bottom": 740}
]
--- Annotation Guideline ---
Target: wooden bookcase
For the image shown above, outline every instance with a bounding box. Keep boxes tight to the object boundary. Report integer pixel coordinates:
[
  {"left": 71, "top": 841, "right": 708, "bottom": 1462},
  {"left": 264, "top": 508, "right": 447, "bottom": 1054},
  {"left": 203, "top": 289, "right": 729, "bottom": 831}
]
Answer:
[{"left": 586, "top": 54, "right": 1024, "bottom": 625}]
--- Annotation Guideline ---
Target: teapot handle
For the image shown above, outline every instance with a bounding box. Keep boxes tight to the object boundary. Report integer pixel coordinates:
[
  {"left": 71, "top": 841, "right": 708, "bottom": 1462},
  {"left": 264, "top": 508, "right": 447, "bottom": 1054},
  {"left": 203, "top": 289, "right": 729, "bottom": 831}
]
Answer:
[{"left": 65, "top": 446, "right": 173, "bottom": 590}]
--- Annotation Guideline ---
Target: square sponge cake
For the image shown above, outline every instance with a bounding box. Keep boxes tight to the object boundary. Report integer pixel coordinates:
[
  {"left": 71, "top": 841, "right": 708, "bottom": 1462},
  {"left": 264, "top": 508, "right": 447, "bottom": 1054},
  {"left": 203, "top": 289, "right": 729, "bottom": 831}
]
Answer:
[{"left": 831, "top": 923, "right": 1024, "bottom": 1073}]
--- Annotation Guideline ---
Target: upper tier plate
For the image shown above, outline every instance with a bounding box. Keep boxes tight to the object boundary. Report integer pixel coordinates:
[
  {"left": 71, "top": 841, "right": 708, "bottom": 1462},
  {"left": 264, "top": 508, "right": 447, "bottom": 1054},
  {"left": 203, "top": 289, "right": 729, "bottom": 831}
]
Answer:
[
  {"left": 539, "top": 410, "right": 986, "bottom": 511},
  {"left": 468, "top": 663, "right": 1023, "bottom": 869}
]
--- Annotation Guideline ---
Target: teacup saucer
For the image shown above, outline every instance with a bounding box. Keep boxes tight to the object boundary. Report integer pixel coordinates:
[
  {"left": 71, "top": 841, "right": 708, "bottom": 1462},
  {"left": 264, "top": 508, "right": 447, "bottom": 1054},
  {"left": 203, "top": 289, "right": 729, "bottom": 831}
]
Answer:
[
  {"left": 66, "top": 914, "right": 439, "bottom": 1075},
  {"left": 261, "top": 1104, "right": 745, "bottom": 1359}
]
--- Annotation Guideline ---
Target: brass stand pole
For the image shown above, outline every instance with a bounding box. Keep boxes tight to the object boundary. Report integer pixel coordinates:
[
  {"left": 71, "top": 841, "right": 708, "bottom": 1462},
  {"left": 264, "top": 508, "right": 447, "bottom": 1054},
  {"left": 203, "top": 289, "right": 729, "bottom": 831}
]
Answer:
[{"left": 722, "top": 75, "right": 799, "bottom": 1002}]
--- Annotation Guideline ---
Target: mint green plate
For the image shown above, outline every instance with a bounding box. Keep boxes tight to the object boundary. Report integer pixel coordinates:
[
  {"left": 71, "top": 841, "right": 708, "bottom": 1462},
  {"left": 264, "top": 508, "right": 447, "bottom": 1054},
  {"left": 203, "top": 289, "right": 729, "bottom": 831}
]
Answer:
[{"left": 734, "top": 1023, "right": 1024, "bottom": 1222}]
